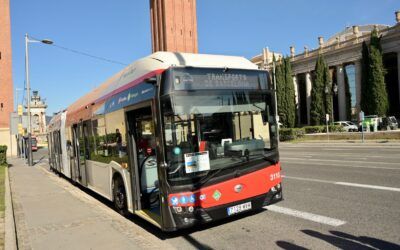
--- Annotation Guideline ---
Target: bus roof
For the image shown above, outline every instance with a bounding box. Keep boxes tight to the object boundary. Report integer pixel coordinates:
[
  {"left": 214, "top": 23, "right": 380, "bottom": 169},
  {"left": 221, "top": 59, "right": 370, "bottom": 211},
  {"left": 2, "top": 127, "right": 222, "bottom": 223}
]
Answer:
[{"left": 64, "top": 52, "right": 259, "bottom": 124}]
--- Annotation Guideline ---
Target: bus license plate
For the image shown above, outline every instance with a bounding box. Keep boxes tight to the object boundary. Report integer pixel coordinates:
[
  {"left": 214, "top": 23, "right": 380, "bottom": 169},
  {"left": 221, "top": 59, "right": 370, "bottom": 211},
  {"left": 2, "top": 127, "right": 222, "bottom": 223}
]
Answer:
[{"left": 227, "top": 202, "right": 252, "bottom": 216}]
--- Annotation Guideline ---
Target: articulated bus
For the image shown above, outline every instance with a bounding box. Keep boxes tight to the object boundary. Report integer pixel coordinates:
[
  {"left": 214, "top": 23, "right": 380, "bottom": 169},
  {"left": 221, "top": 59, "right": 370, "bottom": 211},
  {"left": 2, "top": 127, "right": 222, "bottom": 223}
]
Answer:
[{"left": 47, "top": 52, "right": 282, "bottom": 231}]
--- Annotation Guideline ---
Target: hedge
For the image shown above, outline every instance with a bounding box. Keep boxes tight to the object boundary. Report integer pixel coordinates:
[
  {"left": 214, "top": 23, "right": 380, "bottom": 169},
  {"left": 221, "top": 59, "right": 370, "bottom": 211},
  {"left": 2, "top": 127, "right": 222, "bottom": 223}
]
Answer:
[
  {"left": 303, "top": 126, "right": 324, "bottom": 134},
  {"left": 0, "top": 145, "right": 7, "bottom": 166},
  {"left": 303, "top": 125, "right": 345, "bottom": 134},
  {"left": 280, "top": 128, "right": 305, "bottom": 141}
]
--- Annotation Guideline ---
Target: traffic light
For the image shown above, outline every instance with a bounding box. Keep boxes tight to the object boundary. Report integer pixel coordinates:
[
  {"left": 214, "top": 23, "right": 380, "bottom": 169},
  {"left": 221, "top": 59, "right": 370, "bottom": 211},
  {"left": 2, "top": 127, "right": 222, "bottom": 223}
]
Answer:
[{"left": 17, "top": 105, "right": 23, "bottom": 116}]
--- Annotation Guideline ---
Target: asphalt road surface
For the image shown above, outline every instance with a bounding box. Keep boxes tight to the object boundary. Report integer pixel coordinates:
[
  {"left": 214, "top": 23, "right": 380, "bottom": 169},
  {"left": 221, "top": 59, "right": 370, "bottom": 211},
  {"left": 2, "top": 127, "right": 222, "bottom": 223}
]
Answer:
[{"left": 31, "top": 143, "right": 400, "bottom": 249}]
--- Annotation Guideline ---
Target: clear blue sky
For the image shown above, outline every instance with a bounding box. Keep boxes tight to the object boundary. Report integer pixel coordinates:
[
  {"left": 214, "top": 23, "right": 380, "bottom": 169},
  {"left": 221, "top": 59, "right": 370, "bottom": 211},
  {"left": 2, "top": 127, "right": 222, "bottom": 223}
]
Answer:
[{"left": 10, "top": 0, "right": 399, "bottom": 114}]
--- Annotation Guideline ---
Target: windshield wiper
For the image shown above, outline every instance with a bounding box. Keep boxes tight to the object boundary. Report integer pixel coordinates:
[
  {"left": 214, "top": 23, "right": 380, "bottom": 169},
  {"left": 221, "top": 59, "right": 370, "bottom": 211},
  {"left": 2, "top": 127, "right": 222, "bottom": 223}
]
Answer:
[{"left": 196, "top": 163, "right": 239, "bottom": 188}]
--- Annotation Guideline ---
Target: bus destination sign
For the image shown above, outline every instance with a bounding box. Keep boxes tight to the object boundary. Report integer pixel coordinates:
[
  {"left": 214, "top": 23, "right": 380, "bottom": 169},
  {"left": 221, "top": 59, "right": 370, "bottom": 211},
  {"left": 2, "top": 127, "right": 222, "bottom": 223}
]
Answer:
[{"left": 173, "top": 69, "right": 267, "bottom": 91}]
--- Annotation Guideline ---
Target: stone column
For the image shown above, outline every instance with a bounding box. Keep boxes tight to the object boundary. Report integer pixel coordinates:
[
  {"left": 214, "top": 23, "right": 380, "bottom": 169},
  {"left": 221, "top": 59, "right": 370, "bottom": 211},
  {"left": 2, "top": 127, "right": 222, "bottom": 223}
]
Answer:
[
  {"left": 354, "top": 61, "right": 362, "bottom": 114},
  {"left": 336, "top": 65, "right": 346, "bottom": 121},
  {"left": 305, "top": 72, "right": 312, "bottom": 124},
  {"left": 293, "top": 75, "right": 300, "bottom": 125}
]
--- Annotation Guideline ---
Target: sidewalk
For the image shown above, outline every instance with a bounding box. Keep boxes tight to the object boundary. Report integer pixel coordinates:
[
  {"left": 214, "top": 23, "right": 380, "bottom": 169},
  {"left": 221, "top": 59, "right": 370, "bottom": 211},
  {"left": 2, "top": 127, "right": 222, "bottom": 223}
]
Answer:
[{"left": 8, "top": 158, "right": 174, "bottom": 250}]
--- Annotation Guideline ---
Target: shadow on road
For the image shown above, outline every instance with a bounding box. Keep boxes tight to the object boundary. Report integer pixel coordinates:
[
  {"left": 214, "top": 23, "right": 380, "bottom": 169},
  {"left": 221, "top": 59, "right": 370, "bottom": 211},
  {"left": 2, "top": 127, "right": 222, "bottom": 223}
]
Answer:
[
  {"left": 45, "top": 169, "right": 267, "bottom": 249},
  {"left": 33, "top": 156, "right": 46, "bottom": 165},
  {"left": 276, "top": 229, "right": 400, "bottom": 250},
  {"left": 276, "top": 241, "right": 308, "bottom": 250}
]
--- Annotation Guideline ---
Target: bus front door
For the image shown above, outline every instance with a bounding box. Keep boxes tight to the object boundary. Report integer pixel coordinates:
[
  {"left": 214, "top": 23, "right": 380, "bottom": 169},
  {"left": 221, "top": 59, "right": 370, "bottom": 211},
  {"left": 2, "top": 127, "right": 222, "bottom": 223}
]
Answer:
[{"left": 126, "top": 104, "right": 160, "bottom": 217}]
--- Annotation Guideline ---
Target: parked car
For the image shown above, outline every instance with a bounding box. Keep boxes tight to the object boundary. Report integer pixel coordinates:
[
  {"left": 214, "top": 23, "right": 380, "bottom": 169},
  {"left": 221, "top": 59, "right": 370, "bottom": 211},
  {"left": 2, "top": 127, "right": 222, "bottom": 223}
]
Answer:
[
  {"left": 360, "top": 115, "right": 381, "bottom": 132},
  {"left": 334, "top": 121, "right": 358, "bottom": 132},
  {"left": 380, "top": 116, "right": 398, "bottom": 130}
]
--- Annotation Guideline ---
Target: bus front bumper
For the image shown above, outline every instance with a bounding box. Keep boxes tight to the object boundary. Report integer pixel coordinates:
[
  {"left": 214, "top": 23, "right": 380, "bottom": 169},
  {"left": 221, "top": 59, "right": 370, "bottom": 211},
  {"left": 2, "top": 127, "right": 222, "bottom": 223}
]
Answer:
[{"left": 166, "top": 187, "right": 283, "bottom": 231}]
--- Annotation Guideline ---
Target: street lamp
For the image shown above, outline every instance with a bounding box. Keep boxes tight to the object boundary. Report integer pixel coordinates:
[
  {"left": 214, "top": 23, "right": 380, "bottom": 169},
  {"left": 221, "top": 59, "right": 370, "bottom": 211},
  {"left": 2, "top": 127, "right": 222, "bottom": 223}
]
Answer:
[
  {"left": 25, "top": 33, "right": 53, "bottom": 166},
  {"left": 325, "top": 83, "right": 338, "bottom": 123}
]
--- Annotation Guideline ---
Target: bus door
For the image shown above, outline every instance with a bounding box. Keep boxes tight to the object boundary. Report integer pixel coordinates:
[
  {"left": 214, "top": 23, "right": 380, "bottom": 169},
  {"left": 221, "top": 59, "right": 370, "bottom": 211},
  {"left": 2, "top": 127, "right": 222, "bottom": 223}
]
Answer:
[
  {"left": 72, "top": 123, "right": 88, "bottom": 186},
  {"left": 126, "top": 104, "right": 160, "bottom": 215},
  {"left": 53, "top": 133, "right": 60, "bottom": 172},
  {"left": 48, "top": 133, "right": 54, "bottom": 170},
  {"left": 56, "top": 132, "right": 62, "bottom": 173}
]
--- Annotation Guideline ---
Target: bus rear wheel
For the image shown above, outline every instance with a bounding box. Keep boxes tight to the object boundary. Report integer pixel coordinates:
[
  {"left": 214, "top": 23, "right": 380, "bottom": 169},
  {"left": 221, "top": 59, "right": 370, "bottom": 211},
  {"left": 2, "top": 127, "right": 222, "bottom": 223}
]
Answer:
[{"left": 113, "top": 176, "right": 128, "bottom": 216}]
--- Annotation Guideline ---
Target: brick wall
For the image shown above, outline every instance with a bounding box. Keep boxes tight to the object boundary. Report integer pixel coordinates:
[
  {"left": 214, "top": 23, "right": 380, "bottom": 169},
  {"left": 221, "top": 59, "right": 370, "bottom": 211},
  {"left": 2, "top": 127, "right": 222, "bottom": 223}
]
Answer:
[
  {"left": 0, "top": 0, "right": 14, "bottom": 128},
  {"left": 150, "top": 0, "right": 198, "bottom": 53}
]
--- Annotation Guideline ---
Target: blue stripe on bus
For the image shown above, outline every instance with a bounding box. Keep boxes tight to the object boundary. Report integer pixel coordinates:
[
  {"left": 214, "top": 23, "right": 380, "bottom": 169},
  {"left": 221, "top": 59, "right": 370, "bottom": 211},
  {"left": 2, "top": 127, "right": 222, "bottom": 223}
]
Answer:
[{"left": 104, "top": 83, "right": 155, "bottom": 114}]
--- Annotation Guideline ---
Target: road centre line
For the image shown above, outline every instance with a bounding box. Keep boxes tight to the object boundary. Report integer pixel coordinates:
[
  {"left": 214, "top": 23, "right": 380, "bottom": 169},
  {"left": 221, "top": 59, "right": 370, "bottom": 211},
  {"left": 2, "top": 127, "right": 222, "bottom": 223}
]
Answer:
[
  {"left": 282, "top": 146, "right": 400, "bottom": 150},
  {"left": 281, "top": 157, "right": 400, "bottom": 166},
  {"left": 281, "top": 160, "right": 400, "bottom": 170},
  {"left": 281, "top": 154, "right": 368, "bottom": 160},
  {"left": 282, "top": 175, "right": 400, "bottom": 192},
  {"left": 281, "top": 152, "right": 400, "bottom": 159},
  {"left": 335, "top": 182, "right": 400, "bottom": 192},
  {"left": 265, "top": 205, "right": 346, "bottom": 227}
]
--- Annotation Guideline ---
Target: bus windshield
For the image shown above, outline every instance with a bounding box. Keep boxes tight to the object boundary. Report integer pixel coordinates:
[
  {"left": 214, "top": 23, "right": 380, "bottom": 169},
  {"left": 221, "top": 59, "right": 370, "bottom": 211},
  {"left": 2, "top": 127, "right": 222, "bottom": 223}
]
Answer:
[{"left": 162, "top": 89, "right": 278, "bottom": 185}]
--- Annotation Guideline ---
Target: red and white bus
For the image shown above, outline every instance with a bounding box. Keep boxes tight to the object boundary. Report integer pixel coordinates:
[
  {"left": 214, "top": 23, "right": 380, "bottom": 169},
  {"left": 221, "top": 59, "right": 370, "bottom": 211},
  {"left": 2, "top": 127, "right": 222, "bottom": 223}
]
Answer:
[{"left": 47, "top": 52, "right": 282, "bottom": 231}]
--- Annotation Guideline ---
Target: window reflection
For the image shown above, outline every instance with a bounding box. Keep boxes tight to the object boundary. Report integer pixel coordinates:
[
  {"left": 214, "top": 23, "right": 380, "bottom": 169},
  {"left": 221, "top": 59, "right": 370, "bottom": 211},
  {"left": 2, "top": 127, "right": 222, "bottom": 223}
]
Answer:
[{"left": 89, "top": 110, "right": 128, "bottom": 165}]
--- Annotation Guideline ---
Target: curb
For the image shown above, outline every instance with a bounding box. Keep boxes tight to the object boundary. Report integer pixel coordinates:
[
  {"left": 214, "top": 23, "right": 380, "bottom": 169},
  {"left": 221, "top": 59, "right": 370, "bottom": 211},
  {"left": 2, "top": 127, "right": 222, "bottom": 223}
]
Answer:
[{"left": 5, "top": 167, "right": 18, "bottom": 250}]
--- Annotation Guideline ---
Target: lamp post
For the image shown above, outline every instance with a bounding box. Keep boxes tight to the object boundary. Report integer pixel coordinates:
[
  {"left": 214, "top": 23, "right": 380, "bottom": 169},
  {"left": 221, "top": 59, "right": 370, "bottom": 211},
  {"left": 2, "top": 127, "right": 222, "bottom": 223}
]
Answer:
[
  {"left": 25, "top": 33, "right": 53, "bottom": 166},
  {"left": 325, "top": 83, "right": 338, "bottom": 124}
]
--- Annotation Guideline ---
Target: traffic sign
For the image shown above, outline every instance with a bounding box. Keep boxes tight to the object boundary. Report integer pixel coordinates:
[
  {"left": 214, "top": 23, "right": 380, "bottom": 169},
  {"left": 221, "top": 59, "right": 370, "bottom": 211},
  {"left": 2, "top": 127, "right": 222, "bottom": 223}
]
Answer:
[
  {"left": 18, "top": 123, "right": 24, "bottom": 135},
  {"left": 17, "top": 105, "right": 23, "bottom": 116}
]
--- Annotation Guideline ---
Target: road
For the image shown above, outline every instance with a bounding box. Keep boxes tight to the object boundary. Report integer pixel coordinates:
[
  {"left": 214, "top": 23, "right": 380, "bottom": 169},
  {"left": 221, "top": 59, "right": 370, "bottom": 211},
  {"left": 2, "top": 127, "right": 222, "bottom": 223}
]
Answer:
[{"left": 30, "top": 143, "right": 400, "bottom": 249}]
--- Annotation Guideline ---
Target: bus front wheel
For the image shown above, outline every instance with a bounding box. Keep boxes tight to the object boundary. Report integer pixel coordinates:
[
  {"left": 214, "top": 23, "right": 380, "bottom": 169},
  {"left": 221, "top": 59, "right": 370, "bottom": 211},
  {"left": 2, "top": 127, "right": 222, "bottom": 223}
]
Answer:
[{"left": 113, "top": 176, "right": 128, "bottom": 216}]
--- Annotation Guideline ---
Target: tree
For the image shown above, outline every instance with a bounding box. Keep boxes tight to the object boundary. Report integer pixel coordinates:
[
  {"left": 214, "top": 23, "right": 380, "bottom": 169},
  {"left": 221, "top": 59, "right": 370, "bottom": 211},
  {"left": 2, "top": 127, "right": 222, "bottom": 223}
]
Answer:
[
  {"left": 360, "top": 28, "right": 388, "bottom": 116},
  {"left": 323, "top": 62, "right": 332, "bottom": 122},
  {"left": 343, "top": 67, "right": 352, "bottom": 120},
  {"left": 310, "top": 54, "right": 327, "bottom": 125},
  {"left": 360, "top": 41, "right": 370, "bottom": 114},
  {"left": 275, "top": 57, "right": 286, "bottom": 126},
  {"left": 284, "top": 57, "right": 296, "bottom": 127}
]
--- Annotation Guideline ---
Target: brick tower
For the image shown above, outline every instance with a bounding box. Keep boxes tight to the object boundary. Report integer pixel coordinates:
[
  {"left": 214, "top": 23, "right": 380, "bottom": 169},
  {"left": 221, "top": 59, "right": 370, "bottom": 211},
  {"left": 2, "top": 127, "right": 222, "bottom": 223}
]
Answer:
[
  {"left": 0, "top": 0, "right": 14, "bottom": 154},
  {"left": 150, "top": 0, "right": 198, "bottom": 53}
]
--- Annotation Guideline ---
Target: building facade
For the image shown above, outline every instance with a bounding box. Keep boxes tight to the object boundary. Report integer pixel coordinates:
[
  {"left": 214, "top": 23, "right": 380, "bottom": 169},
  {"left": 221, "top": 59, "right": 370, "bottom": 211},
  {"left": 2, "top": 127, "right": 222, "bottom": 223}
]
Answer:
[
  {"left": 252, "top": 12, "right": 400, "bottom": 125},
  {"left": 150, "top": 0, "right": 198, "bottom": 53},
  {"left": 0, "top": 0, "right": 16, "bottom": 155},
  {"left": 29, "top": 91, "right": 48, "bottom": 135}
]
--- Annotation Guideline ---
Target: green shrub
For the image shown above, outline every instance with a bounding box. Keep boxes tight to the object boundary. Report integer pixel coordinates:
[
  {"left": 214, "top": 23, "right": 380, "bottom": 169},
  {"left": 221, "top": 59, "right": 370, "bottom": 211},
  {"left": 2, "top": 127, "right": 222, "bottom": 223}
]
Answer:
[
  {"left": 0, "top": 145, "right": 7, "bottom": 166},
  {"left": 303, "top": 125, "right": 345, "bottom": 134},
  {"left": 280, "top": 128, "right": 305, "bottom": 141},
  {"left": 325, "top": 125, "right": 345, "bottom": 133},
  {"left": 303, "top": 126, "right": 324, "bottom": 134}
]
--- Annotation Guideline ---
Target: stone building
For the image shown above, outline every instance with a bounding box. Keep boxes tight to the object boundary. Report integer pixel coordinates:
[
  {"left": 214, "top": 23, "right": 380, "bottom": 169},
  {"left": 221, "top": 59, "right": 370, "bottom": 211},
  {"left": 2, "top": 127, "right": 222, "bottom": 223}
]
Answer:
[
  {"left": 252, "top": 11, "right": 400, "bottom": 125},
  {"left": 29, "top": 91, "right": 48, "bottom": 135}
]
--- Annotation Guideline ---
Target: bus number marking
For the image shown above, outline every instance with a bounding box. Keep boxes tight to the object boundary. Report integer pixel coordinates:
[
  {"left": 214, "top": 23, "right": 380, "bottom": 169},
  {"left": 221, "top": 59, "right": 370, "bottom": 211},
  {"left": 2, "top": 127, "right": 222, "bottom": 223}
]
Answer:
[{"left": 270, "top": 172, "right": 281, "bottom": 181}]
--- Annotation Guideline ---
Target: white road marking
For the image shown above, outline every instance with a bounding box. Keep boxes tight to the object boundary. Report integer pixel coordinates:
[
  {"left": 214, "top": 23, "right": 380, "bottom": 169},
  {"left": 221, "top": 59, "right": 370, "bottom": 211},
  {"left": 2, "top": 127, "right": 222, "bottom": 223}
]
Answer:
[
  {"left": 281, "top": 152, "right": 400, "bottom": 159},
  {"left": 282, "top": 175, "right": 332, "bottom": 184},
  {"left": 282, "top": 175, "right": 400, "bottom": 192},
  {"left": 282, "top": 157, "right": 400, "bottom": 166},
  {"left": 265, "top": 205, "right": 346, "bottom": 227},
  {"left": 335, "top": 182, "right": 400, "bottom": 192},
  {"left": 281, "top": 160, "right": 400, "bottom": 170}
]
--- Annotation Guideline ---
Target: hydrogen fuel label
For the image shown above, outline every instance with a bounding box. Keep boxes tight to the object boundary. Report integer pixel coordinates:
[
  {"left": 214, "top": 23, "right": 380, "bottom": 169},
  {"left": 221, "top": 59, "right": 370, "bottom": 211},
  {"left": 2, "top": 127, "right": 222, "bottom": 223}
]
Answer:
[{"left": 184, "top": 151, "right": 210, "bottom": 173}]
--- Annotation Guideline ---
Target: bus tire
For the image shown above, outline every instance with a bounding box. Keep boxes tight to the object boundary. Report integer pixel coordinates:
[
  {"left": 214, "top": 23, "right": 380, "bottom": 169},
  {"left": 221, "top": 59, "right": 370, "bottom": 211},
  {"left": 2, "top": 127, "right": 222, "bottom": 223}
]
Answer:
[{"left": 113, "top": 175, "right": 128, "bottom": 216}]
